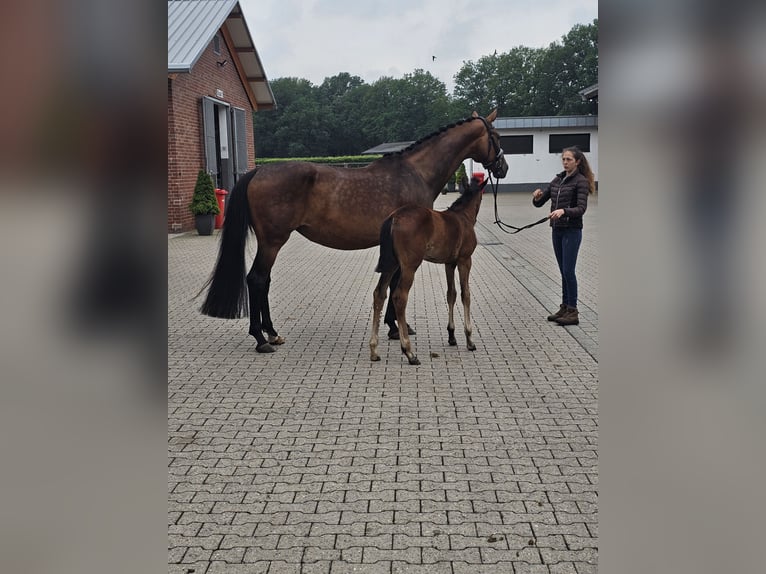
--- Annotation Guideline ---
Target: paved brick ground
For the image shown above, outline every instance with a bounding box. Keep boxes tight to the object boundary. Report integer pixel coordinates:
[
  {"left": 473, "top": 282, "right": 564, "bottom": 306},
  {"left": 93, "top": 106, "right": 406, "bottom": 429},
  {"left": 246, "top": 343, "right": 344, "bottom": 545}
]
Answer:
[{"left": 169, "top": 191, "right": 599, "bottom": 573}]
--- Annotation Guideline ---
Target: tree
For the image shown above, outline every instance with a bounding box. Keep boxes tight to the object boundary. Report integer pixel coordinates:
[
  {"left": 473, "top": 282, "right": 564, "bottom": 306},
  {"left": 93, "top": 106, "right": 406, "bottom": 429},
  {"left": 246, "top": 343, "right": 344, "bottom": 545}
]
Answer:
[
  {"left": 316, "top": 73, "right": 368, "bottom": 155},
  {"left": 455, "top": 19, "right": 598, "bottom": 116},
  {"left": 538, "top": 20, "right": 598, "bottom": 115},
  {"left": 453, "top": 55, "right": 501, "bottom": 115},
  {"left": 252, "top": 20, "right": 599, "bottom": 157},
  {"left": 453, "top": 47, "right": 543, "bottom": 116},
  {"left": 253, "top": 77, "right": 321, "bottom": 156}
]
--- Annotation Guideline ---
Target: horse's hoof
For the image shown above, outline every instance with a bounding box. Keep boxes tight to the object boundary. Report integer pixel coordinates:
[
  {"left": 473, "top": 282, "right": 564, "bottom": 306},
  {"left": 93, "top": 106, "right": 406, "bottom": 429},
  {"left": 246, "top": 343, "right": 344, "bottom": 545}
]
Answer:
[
  {"left": 448, "top": 338, "right": 457, "bottom": 346},
  {"left": 467, "top": 343, "right": 476, "bottom": 351},
  {"left": 268, "top": 335, "right": 285, "bottom": 345},
  {"left": 408, "top": 356, "right": 421, "bottom": 365},
  {"left": 371, "top": 355, "right": 380, "bottom": 362},
  {"left": 256, "top": 342, "right": 276, "bottom": 353}
]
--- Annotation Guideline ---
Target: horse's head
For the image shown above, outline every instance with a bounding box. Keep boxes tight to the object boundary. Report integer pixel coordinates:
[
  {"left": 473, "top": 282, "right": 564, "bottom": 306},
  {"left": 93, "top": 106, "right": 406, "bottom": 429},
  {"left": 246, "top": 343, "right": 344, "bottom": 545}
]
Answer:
[{"left": 473, "top": 110, "right": 509, "bottom": 179}]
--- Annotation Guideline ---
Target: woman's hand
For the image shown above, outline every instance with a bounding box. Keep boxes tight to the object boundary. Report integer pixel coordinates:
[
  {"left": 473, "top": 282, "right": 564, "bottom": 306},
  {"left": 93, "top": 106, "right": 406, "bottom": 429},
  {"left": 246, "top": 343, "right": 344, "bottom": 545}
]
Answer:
[
  {"left": 532, "top": 188, "right": 543, "bottom": 200},
  {"left": 549, "top": 209, "right": 566, "bottom": 220}
]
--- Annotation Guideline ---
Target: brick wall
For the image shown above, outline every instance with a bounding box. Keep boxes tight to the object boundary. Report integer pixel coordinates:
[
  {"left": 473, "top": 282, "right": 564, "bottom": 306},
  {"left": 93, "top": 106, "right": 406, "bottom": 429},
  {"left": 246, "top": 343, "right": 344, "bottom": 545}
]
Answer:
[{"left": 168, "top": 29, "right": 257, "bottom": 233}]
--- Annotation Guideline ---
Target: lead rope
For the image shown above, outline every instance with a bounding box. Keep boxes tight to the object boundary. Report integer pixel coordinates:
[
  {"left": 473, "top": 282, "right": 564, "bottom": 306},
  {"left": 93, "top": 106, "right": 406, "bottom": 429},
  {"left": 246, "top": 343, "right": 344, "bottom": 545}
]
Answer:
[{"left": 488, "top": 174, "right": 549, "bottom": 234}]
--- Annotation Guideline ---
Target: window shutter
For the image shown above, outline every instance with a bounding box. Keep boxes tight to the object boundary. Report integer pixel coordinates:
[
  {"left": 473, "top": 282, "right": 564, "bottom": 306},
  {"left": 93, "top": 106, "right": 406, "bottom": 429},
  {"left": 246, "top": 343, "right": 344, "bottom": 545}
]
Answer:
[
  {"left": 201, "top": 97, "right": 218, "bottom": 177},
  {"left": 232, "top": 107, "right": 248, "bottom": 179}
]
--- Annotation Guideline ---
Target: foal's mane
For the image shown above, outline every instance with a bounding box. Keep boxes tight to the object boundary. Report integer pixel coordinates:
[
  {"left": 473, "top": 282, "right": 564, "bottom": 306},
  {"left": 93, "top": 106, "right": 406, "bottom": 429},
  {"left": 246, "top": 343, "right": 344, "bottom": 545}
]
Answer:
[
  {"left": 447, "top": 179, "right": 486, "bottom": 211},
  {"left": 382, "top": 116, "right": 481, "bottom": 158}
]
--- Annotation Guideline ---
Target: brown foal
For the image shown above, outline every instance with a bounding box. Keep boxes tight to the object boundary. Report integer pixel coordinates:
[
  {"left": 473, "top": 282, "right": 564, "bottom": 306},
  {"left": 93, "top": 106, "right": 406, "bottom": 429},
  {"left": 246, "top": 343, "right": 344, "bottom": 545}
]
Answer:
[{"left": 370, "top": 178, "right": 488, "bottom": 365}]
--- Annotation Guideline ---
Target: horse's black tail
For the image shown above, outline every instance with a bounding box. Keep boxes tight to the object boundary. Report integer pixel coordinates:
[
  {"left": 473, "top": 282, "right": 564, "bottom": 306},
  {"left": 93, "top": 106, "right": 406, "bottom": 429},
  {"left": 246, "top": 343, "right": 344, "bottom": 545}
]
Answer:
[
  {"left": 199, "top": 169, "right": 258, "bottom": 318},
  {"left": 375, "top": 216, "right": 399, "bottom": 274}
]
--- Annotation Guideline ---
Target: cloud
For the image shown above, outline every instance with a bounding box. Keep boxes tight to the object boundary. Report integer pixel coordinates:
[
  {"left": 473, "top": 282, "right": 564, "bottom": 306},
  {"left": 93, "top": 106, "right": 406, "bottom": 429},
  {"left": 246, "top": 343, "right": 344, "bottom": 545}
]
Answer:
[{"left": 241, "top": 0, "right": 597, "bottom": 90}]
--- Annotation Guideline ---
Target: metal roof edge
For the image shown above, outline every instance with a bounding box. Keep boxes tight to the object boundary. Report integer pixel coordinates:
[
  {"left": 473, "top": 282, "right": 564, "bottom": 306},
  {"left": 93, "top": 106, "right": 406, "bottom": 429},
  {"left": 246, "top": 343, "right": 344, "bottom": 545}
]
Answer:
[
  {"left": 231, "top": 2, "right": 277, "bottom": 108},
  {"left": 167, "top": 0, "right": 238, "bottom": 70}
]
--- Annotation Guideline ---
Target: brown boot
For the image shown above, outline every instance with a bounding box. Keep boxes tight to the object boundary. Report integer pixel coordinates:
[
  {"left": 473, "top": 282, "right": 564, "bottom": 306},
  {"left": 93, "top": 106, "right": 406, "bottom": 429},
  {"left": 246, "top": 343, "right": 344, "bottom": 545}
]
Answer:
[
  {"left": 555, "top": 306, "right": 579, "bottom": 326},
  {"left": 547, "top": 304, "right": 567, "bottom": 321}
]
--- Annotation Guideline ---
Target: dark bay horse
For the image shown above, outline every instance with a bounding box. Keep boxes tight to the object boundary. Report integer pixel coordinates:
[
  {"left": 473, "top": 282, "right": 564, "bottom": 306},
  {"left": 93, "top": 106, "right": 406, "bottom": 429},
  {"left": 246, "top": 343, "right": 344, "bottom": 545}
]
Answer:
[
  {"left": 369, "top": 178, "right": 489, "bottom": 365},
  {"left": 200, "top": 111, "right": 508, "bottom": 353}
]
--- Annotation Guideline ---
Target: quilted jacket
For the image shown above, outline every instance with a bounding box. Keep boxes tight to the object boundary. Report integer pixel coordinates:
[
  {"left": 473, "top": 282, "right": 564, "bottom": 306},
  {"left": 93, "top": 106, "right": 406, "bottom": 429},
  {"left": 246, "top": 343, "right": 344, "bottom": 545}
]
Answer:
[{"left": 532, "top": 170, "right": 590, "bottom": 229}]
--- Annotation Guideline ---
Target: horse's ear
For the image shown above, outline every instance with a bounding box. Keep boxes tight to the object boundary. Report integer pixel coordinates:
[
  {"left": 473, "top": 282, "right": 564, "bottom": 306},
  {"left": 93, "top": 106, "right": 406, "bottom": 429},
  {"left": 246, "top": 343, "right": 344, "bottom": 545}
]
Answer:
[
  {"left": 486, "top": 109, "right": 498, "bottom": 123},
  {"left": 471, "top": 111, "right": 479, "bottom": 118}
]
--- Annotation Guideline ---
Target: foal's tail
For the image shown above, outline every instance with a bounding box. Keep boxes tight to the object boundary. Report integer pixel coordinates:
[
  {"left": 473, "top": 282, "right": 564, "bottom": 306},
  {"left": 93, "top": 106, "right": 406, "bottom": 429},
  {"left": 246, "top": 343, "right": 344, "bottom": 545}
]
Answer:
[
  {"left": 199, "top": 169, "right": 258, "bottom": 318},
  {"left": 375, "top": 216, "right": 399, "bottom": 274}
]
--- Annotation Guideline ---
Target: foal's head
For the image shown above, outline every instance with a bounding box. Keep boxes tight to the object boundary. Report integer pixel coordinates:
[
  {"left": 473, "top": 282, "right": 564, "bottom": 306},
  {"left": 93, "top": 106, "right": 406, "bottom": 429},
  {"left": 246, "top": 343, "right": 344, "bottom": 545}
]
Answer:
[{"left": 448, "top": 177, "right": 488, "bottom": 218}]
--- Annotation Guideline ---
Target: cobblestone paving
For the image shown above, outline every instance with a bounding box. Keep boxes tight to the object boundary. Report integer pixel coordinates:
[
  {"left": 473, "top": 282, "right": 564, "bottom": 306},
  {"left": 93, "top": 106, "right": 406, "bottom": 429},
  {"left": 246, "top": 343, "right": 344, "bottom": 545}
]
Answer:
[{"left": 169, "top": 192, "right": 599, "bottom": 573}]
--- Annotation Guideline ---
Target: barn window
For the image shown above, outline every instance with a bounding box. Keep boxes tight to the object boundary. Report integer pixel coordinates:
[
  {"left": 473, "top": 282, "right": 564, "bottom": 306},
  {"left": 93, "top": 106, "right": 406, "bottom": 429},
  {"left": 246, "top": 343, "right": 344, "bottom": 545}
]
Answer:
[
  {"left": 549, "top": 133, "right": 590, "bottom": 153},
  {"left": 213, "top": 34, "right": 221, "bottom": 55},
  {"left": 499, "top": 135, "right": 533, "bottom": 155}
]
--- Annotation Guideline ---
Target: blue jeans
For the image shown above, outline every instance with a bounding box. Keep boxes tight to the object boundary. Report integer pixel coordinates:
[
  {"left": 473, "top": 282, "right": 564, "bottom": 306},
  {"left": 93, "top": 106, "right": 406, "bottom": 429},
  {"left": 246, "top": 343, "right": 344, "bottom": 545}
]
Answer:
[{"left": 551, "top": 228, "right": 582, "bottom": 308}]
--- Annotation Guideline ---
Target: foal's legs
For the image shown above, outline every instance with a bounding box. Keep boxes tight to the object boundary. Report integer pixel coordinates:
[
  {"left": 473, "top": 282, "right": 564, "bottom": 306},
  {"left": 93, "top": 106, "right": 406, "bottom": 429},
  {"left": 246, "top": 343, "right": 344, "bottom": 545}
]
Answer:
[
  {"left": 369, "top": 272, "right": 394, "bottom": 361},
  {"left": 384, "top": 268, "right": 416, "bottom": 339},
  {"left": 383, "top": 268, "right": 398, "bottom": 333},
  {"left": 457, "top": 258, "right": 476, "bottom": 351},
  {"left": 392, "top": 267, "right": 420, "bottom": 365},
  {"left": 445, "top": 264, "right": 458, "bottom": 346}
]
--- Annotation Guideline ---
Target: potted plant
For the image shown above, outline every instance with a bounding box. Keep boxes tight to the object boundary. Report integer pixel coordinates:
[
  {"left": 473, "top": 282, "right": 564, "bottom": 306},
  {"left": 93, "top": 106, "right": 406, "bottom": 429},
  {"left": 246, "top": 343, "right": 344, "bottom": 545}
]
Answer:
[
  {"left": 455, "top": 163, "right": 468, "bottom": 193},
  {"left": 189, "top": 170, "right": 220, "bottom": 235},
  {"left": 446, "top": 171, "right": 457, "bottom": 193}
]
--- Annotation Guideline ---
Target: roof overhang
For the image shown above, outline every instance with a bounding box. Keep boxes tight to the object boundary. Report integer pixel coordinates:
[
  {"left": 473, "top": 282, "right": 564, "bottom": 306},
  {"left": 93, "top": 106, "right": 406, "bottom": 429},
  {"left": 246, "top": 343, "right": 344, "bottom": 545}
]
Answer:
[
  {"left": 578, "top": 83, "right": 599, "bottom": 101},
  {"left": 167, "top": 1, "right": 276, "bottom": 110},
  {"left": 362, "top": 142, "right": 415, "bottom": 155},
  {"left": 494, "top": 115, "right": 598, "bottom": 130},
  {"left": 222, "top": 5, "right": 276, "bottom": 110}
]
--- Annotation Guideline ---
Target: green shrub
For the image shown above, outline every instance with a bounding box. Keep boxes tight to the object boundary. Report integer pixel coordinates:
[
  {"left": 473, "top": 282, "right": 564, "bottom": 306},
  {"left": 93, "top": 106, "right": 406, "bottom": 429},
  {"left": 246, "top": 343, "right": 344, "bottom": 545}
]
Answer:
[
  {"left": 189, "top": 170, "right": 220, "bottom": 216},
  {"left": 454, "top": 163, "right": 467, "bottom": 184}
]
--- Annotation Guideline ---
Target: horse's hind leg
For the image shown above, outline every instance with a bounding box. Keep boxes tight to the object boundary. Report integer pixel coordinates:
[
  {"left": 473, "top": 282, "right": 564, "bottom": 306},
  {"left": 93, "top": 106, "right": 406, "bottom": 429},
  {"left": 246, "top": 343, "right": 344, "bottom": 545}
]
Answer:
[
  {"left": 445, "top": 264, "right": 458, "bottom": 346},
  {"left": 251, "top": 273, "right": 284, "bottom": 346},
  {"left": 259, "top": 275, "right": 285, "bottom": 346},
  {"left": 246, "top": 264, "right": 273, "bottom": 352},
  {"left": 247, "top": 240, "right": 287, "bottom": 353},
  {"left": 458, "top": 258, "right": 476, "bottom": 351},
  {"left": 370, "top": 273, "right": 393, "bottom": 361}
]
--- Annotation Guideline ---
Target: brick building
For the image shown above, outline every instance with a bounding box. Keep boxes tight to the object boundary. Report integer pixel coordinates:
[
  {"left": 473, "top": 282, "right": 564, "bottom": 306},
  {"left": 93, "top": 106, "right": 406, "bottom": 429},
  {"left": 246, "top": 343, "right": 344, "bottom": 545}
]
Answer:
[{"left": 167, "top": 0, "right": 276, "bottom": 232}]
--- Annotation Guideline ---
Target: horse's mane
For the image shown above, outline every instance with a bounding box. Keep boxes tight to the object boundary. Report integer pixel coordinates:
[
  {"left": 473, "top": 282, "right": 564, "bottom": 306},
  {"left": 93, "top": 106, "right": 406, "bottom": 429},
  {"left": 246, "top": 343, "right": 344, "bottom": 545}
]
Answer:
[{"left": 382, "top": 116, "right": 480, "bottom": 158}]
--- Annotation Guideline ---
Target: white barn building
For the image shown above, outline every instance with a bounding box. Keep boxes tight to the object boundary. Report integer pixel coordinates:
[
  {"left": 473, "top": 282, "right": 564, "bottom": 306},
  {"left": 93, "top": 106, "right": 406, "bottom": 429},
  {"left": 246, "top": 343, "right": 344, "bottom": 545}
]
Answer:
[{"left": 466, "top": 115, "right": 598, "bottom": 192}]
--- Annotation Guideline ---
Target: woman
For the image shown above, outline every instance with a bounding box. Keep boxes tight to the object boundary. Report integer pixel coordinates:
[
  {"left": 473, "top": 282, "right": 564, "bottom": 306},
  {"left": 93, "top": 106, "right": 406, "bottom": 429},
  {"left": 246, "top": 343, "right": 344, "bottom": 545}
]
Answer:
[{"left": 532, "top": 146, "right": 595, "bottom": 326}]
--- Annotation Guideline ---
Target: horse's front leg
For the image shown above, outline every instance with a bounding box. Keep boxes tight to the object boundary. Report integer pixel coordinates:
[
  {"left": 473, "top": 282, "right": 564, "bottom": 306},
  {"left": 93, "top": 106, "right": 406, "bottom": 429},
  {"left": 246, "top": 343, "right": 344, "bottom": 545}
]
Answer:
[
  {"left": 458, "top": 258, "right": 476, "bottom": 351},
  {"left": 370, "top": 274, "right": 392, "bottom": 361},
  {"left": 392, "top": 270, "right": 420, "bottom": 365},
  {"left": 445, "top": 264, "right": 458, "bottom": 346}
]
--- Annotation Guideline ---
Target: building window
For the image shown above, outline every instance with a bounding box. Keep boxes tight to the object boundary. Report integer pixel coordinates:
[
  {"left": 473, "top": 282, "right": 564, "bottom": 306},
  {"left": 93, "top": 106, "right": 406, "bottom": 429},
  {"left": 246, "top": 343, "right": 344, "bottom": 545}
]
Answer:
[
  {"left": 499, "top": 135, "right": 533, "bottom": 155},
  {"left": 549, "top": 133, "right": 590, "bottom": 153},
  {"left": 213, "top": 34, "right": 221, "bottom": 55}
]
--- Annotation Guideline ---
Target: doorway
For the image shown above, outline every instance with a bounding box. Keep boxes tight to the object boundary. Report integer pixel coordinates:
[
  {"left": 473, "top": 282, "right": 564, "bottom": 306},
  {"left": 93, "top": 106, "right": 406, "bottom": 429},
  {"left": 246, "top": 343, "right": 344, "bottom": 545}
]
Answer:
[{"left": 201, "top": 97, "right": 248, "bottom": 192}]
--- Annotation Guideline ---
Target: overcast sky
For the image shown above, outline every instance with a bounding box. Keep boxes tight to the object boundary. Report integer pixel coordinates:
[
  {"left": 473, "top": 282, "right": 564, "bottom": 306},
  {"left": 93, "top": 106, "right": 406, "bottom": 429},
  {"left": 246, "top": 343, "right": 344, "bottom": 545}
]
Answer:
[{"left": 239, "top": 0, "right": 598, "bottom": 92}]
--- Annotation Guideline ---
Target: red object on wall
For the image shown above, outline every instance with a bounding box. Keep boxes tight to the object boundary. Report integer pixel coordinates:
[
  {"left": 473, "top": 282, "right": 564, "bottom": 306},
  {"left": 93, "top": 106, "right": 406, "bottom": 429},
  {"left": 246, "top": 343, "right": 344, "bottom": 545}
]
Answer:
[
  {"left": 472, "top": 172, "right": 485, "bottom": 184},
  {"left": 215, "top": 189, "right": 228, "bottom": 229}
]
